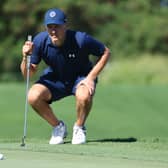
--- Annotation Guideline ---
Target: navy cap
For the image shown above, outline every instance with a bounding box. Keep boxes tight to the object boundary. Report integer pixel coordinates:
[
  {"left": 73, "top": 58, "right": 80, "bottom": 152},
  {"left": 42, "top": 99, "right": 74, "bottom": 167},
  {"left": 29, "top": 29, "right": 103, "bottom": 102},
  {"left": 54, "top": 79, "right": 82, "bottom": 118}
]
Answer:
[{"left": 44, "top": 8, "right": 67, "bottom": 25}]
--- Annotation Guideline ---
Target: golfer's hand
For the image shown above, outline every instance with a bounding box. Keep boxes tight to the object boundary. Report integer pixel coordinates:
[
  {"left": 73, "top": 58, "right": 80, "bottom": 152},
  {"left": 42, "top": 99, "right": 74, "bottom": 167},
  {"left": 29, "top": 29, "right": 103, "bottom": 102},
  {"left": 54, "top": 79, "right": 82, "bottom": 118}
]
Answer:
[
  {"left": 77, "top": 78, "right": 95, "bottom": 96},
  {"left": 22, "top": 41, "right": 33, "bottom": 57}
]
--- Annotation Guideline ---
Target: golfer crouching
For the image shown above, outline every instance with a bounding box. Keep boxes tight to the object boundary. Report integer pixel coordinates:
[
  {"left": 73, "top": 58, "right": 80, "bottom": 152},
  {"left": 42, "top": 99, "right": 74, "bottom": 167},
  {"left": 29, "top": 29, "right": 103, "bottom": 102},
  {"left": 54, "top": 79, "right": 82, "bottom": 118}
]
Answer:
[{"left": 21, "top": 8, "right": 110, "bottom": 144}]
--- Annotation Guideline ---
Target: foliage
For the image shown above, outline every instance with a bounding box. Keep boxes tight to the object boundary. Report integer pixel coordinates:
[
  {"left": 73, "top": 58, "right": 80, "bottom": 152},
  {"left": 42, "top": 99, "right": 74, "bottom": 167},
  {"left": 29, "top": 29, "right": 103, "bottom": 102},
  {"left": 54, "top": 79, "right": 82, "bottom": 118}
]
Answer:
[
  {"left": 96, "top": 0, "right": 168, "bottom": 57},
  {"left": 0, "top": 0, "right": 167, "bottom": 81}
]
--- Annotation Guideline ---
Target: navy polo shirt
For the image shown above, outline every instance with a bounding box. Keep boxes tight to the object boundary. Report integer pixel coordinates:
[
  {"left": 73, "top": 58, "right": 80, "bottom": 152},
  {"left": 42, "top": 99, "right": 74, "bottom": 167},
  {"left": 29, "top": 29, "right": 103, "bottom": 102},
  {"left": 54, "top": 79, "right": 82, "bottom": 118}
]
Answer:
[{"left": 31, "top": 30, "right": 105, "bottom": 82}]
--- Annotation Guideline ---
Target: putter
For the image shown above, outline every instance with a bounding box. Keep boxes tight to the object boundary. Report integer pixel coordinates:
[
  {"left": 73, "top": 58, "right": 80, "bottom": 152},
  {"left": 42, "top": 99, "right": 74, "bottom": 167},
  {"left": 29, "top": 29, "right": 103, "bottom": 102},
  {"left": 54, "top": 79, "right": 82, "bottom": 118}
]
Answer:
[{"left": 21, "top": 35, "right": 32, "bottom": 147}]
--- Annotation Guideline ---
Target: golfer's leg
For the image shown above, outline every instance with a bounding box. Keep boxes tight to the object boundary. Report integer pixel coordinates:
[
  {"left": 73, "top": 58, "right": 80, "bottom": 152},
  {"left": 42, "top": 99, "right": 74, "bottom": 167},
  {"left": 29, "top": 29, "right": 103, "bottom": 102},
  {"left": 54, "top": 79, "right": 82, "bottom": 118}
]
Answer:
[
  {"left": 75, "top": 85, "right": 93, "bottom": 126},
  {"left": 28, "top": 84, "right": 59, "bottom": 127}
]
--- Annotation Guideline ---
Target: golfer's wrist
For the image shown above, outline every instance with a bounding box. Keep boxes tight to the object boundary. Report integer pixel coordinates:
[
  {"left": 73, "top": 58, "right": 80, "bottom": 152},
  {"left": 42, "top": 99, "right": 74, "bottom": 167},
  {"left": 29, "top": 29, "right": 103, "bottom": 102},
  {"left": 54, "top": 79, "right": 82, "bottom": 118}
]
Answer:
[{"left": 22, "top": 56, "right": 27, "bottom": 62}]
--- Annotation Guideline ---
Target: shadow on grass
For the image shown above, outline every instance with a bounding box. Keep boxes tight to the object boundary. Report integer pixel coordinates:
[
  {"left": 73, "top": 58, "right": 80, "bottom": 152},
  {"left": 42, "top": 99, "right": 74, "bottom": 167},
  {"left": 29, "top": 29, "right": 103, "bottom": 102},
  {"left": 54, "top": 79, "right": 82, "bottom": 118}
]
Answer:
[
  {"left": 64, "top": 137, "right": 137, "bottom": 144},
  {"left": 87, "top": 137, "right": 137, "bottom": 143}
]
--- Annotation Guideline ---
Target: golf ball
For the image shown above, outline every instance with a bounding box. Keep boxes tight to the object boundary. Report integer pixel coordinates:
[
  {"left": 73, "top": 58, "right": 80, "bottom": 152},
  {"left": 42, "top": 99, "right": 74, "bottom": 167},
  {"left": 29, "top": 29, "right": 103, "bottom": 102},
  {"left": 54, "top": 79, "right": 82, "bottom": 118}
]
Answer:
[{"left": 0, "top": 153, "right": 4, "bottom": 160}]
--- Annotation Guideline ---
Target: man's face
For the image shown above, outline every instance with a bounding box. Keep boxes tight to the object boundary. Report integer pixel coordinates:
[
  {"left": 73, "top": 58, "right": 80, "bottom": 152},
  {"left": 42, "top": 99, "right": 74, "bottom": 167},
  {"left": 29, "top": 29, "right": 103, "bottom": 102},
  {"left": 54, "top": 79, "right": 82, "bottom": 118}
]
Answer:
[{"left": 46, "top": 24, "right": 66, "bottom": 46}]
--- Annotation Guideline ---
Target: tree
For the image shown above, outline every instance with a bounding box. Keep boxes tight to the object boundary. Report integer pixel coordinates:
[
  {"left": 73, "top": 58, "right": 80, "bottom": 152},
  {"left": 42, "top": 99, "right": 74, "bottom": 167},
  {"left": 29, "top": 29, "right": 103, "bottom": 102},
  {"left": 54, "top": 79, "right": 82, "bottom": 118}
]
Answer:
[{"left": 0, "top": 0, "right": 167, "bottom": 81}]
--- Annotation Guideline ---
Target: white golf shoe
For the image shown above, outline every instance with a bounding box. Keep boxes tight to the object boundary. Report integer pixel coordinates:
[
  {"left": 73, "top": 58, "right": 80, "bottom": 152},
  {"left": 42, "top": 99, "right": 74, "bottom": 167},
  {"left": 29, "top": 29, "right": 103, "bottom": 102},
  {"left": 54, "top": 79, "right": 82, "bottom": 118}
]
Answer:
[
  {"left": 49, "top": 121, "right": 67, "bottom": 145},
  {"left": 72, "top": 124, "right": 86, "bottom": 144}
]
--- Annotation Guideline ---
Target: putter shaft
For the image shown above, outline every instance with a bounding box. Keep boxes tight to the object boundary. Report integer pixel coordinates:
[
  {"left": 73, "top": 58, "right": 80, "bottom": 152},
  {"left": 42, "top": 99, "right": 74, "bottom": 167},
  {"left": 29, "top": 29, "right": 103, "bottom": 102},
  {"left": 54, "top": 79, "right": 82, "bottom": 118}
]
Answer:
[{"left": 21, "top": 35, "right": 32, "bottom": 147}]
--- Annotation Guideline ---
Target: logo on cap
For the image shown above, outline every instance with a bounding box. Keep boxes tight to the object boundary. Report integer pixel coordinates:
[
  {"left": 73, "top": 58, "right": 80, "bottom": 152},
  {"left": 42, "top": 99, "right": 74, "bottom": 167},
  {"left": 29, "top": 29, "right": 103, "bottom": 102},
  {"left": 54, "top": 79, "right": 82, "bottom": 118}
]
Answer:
[{"left": 49, "top": 11, "right": 56, "bottom": 18}]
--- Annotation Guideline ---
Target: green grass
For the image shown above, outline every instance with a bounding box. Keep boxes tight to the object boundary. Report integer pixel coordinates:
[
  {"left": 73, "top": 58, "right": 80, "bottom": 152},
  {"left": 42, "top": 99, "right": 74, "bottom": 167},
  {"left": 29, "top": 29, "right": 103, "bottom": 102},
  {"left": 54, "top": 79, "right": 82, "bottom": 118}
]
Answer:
[
  {"left": 1, "top": 141, "right": 168, "bottom": 168},
  {"left": 0, "top": 83, "right": 168, "bottom": 167},
  {"left": 101, "top": 55, "right": 168, "bottom": 85}
]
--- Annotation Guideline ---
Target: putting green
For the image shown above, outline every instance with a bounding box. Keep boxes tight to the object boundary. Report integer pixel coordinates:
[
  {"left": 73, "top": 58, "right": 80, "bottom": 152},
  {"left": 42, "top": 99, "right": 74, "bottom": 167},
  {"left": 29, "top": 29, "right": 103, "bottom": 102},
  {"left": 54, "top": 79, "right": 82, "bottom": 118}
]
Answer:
[{"left": 0, "top": 141, "right": 168, "bottom": 168}]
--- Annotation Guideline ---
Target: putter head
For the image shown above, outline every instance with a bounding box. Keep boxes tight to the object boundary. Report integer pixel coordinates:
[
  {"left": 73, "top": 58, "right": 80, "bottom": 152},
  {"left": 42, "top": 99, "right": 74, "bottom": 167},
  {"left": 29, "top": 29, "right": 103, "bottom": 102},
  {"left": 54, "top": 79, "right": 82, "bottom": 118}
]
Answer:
[
  {"left": 20, "top": 143, "right": 25, "bottom": 147},
  {"left": 20, "top": 136, "right": 26, "bottom": 147}
]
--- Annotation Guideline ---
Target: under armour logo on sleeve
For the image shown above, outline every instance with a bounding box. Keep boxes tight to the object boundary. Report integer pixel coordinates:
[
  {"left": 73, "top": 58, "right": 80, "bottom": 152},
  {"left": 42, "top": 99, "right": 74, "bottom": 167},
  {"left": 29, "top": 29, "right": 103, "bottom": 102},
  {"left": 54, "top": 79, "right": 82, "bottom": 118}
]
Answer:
[{"left": 68, "top": 54, "right": 76, "bottom": 58}]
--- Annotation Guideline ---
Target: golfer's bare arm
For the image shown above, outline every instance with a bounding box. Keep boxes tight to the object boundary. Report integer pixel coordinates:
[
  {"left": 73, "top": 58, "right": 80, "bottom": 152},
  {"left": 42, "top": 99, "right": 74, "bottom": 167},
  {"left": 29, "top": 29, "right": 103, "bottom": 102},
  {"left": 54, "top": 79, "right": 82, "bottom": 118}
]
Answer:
[
  {"left": 76, "top": 47, "right": 111, "bottom": 95},
  {"left": 20, "top": 40, "right": 38, "bottom": 78},
  {"left": 87, "top": 47, "right": 111, "bottom": 80},
  {"left": 20, "top": 61, "right": 38, "bottom": 78}
]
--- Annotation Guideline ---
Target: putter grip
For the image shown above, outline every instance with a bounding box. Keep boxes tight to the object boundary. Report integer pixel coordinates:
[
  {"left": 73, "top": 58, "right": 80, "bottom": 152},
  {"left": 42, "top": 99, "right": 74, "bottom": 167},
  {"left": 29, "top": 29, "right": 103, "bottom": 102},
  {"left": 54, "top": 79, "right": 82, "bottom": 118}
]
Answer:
[
  {"left": 28, "top": 35, "right": 32, "bottom": 42},
  {"left": 27, "top": 35, "right": 32, "bottom": 69}
]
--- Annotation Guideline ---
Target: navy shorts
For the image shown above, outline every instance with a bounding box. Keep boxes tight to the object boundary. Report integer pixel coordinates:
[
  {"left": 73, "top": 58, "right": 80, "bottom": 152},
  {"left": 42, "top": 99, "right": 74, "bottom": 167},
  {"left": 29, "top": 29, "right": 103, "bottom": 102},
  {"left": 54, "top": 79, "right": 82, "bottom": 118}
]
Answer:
[{"left": 36, "top": 76, "right": 96, "bottom": 103}]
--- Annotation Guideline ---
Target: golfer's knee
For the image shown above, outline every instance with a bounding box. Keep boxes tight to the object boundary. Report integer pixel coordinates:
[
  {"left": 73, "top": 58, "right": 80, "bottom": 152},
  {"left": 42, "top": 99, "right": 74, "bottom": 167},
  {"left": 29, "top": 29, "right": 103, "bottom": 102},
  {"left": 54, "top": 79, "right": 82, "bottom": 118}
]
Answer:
[
  {"left": 28, "top": 89, "right": 40, "bottom": 106},
  {"left": 76, "top": 89, "right": 91, "bottom": 104}
]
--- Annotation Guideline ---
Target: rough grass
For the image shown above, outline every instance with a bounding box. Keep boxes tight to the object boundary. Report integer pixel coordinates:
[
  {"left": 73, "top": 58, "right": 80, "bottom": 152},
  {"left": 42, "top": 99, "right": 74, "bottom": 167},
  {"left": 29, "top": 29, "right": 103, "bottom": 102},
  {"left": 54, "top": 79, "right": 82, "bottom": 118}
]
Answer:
[
  {"left": 100, "top": 55, "right": 168, "bottom": 85},
  {"left": 0, "top": 83, "right": 168, "bottom": 140}
]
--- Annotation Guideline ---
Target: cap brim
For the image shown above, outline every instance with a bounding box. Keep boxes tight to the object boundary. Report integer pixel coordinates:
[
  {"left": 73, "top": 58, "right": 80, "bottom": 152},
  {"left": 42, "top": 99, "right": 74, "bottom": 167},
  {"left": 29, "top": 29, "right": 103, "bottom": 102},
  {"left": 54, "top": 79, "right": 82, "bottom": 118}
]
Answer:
[{"left": 44, "top": 20, "right": 65, "bottom": 25}]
